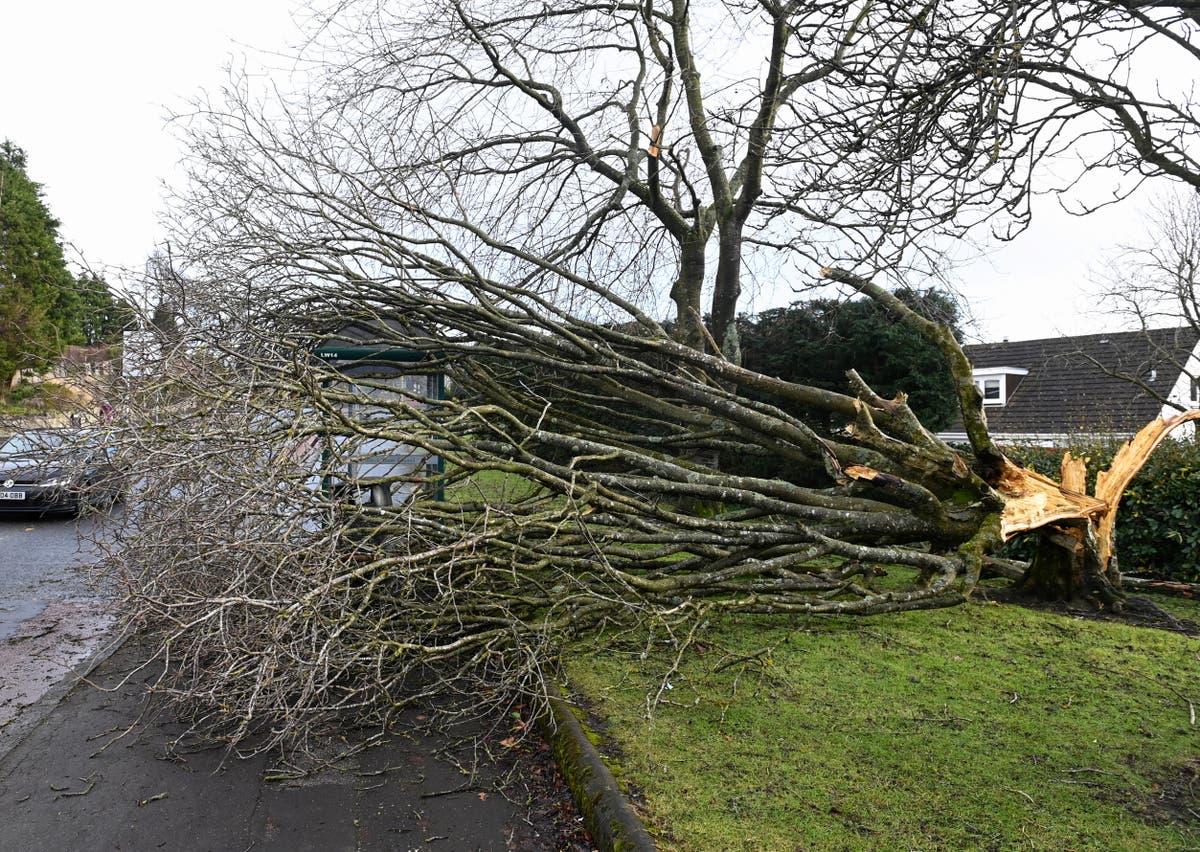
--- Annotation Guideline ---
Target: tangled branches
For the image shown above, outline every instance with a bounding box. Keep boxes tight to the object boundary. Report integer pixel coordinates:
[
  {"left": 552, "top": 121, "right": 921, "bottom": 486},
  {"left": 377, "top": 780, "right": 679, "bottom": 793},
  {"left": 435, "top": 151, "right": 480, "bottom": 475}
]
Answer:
[
  {"left": 88, "top": 0, "right": 1200, "bottom": 749},
  {"left": 95, "top": 285, "right": 1003, "bottom": 751}
]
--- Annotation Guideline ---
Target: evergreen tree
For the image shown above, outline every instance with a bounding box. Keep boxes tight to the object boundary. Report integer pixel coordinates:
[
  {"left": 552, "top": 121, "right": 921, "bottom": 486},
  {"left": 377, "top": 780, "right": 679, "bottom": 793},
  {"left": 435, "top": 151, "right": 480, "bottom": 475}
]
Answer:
[
  {"left": 0, "top": 141, "right": 76, "bottom": 388},
  {"left": 73, "top": 272, "right": 135, "bottom": 345},
  {"left": 740, "top": 289, "right": 963, "bottom": 432}
]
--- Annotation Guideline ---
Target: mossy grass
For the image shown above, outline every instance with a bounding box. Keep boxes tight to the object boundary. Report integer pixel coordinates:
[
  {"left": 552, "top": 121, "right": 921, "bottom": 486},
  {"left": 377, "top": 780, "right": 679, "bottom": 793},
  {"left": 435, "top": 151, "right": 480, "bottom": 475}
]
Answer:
[
  {"left": 565, "top": 585, "right": 1200, "bottom": 850},
  {"left": 441, "top": 466, "right": 543, "bottom": 502}
]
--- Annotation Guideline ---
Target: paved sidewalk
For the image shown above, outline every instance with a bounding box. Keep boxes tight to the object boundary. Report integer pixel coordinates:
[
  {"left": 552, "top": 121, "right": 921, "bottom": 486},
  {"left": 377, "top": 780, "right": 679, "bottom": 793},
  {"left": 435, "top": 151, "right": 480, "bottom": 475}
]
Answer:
[{"left": 0, "top": 640, "right": 578, "bottom": 852}]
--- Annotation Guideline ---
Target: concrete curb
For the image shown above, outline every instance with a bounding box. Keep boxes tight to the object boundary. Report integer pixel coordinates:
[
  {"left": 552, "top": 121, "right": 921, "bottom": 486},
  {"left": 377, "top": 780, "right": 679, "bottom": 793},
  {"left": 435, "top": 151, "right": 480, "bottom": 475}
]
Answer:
[{"left": 538, "top": 685, "right": 657, "bottom": 852}]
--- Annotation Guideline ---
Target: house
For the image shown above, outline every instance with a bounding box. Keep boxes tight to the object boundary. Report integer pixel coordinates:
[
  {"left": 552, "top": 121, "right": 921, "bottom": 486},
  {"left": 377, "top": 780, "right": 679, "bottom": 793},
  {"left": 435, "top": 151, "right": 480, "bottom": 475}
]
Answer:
[
  {"left": 937, "top": 327, "right": 1200, "bottom": 445},
  {"left": 53, "top": 345, "right": 118, "bottom": 379}
]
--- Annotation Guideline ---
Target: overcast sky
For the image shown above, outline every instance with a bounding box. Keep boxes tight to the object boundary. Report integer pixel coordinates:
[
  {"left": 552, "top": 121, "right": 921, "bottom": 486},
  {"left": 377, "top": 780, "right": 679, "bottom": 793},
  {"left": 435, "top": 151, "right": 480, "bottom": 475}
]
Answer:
[
  {"left": 1, "top": 1, "right": 304, "bottom": 280},
  {"left": 0, "top": 2, "right": 1172, "bottom": 345}
]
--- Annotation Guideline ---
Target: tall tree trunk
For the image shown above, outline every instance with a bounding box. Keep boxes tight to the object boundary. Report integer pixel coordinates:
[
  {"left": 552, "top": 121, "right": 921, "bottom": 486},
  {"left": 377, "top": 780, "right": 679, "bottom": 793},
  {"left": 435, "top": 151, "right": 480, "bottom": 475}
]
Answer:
[
  {"left": 671, "top": 238, "right": 707, "bottom": 352},
  {"left": 710, "top": 222, "right": 743, "bottom": 364}
]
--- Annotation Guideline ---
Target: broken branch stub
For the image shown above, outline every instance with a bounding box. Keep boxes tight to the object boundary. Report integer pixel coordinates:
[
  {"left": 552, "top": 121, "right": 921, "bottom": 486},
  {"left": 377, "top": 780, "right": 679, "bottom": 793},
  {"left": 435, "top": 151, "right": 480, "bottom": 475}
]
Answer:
[
  {"left": 996, "top": 459, "right": 1107, "bottom": 541},
  {"left": 1093, "top": 411, "right": 1200, "bottom": 568},
  {"left": 999, "top": 410, "right": 1200, "bottom": 570}
]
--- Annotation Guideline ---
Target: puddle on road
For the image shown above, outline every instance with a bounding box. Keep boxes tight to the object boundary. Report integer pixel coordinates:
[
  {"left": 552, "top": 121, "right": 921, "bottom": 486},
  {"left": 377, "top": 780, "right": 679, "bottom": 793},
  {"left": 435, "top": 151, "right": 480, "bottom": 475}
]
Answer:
[{"left": 0, "top": 600, "right": 47, "bottom": 641}]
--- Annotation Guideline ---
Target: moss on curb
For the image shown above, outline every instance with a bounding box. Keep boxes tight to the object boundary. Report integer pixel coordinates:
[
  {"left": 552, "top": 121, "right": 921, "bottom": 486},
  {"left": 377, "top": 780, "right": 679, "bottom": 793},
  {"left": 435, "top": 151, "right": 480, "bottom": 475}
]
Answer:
[{"left": 537, "top": 686, "right": 656, "bottom": 851}]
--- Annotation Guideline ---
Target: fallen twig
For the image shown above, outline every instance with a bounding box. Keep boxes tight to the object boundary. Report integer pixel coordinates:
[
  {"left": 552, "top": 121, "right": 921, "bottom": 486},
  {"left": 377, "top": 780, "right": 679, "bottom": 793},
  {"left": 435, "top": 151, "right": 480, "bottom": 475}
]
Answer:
[
  {"left": 1007, "top": 787, "right": 1035, "bottom": 805},
  {"left": 355, "top": 764, "right": 402, "bottom": 777},
  {"left": 713, "top": 646, "right": 773, "bottom": 673},
  {"left": 420, "top": 783, "right": 472, "bottom": 798},
  {"left": 54, "top": 773, "right": 98, "bottom": 799}
]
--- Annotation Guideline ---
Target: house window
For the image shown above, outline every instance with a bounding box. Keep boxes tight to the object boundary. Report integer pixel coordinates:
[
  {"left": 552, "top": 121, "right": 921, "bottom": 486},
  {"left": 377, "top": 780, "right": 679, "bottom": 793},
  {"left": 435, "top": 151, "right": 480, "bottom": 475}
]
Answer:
[
  {"left": 972, "top": 367, "right": 1027, "bottom": 407},
  {"left": 1191, "top": 377, "right": 1199, "bottom": 404}
]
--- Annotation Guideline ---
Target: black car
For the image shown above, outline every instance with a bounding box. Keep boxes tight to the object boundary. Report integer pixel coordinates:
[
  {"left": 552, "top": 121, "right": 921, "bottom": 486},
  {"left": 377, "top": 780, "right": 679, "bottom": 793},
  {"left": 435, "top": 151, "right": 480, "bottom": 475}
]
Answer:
[{"left": 0, "top": 429, "right": 126, "bottom": 516}]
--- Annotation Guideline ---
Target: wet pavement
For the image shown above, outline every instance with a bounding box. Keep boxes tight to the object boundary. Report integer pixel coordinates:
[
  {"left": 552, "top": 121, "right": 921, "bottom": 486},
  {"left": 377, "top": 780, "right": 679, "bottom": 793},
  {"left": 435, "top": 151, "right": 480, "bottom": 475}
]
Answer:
[
  {"left": 0, "top": 637, "right": 574, "bottom": 852},
  {"left": 0, "top": 512, "right": 589, "bottom": 851},
  {"left": 0, "top": 512, "right": 117, "bottom": 730}
]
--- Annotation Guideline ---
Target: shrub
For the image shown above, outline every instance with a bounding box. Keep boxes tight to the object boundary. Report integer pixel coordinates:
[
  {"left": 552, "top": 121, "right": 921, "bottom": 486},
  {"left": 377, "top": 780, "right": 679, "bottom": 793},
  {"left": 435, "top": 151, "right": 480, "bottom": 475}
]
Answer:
[{"left": 8, "top": 382, "right": 41, "bottom": 404}]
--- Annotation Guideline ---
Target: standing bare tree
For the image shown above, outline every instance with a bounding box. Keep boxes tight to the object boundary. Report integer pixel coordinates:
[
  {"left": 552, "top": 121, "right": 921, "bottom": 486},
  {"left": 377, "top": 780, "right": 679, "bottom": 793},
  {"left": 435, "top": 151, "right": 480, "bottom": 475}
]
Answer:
[
  {"left": 95, "top": 0, "right": 1200, "bottom": 748},
  {"left": 1092, "top": 191, "right": 1200, "bottom": 410}
]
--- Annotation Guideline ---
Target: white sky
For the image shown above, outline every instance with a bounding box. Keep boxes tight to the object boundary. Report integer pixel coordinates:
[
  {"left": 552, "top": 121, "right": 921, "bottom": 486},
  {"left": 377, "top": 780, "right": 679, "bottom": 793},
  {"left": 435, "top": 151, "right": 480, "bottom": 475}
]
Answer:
[
  {"left": 0, "top": 1, "right": 305, "bottom": 281},
  {"left": 0, "top": 2, "right": 1172, "bottom": 345}
]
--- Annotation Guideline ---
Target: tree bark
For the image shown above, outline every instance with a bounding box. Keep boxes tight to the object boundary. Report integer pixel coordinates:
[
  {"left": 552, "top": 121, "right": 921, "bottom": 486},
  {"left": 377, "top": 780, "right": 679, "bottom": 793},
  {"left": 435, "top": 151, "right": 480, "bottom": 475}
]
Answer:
[
  {"left": 1017, "top": 522, "right": 1124, "bottom": 607},
  {"left": 671, "top": 237, "right": 708, "bottom": 352}
]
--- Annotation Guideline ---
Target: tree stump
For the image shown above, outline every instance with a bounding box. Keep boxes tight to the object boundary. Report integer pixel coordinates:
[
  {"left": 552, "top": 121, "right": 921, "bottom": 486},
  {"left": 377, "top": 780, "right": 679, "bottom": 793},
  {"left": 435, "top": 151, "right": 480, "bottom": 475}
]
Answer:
[
  {"left": 1016, "top": 521, "right": 1123, "bottom": 607},
  {"left": 999, "top": 412, "right": 1200, "bottom": 605}
]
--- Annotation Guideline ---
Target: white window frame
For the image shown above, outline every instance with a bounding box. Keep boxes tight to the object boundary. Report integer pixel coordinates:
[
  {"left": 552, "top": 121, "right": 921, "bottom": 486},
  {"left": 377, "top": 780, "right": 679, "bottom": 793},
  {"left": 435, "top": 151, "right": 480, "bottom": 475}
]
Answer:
[{"left": 972, "top": 367, "right": 1029, "bottom": 407}]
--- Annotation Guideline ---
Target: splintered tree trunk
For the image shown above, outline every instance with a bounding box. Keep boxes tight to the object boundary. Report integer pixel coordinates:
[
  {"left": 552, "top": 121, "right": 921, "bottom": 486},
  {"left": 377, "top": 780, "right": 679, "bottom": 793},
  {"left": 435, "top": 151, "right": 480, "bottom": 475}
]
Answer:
[
  {"left": 1000, "top": 412, "right": 1200, "bottom": 607},
  {"left": 1017, "top": 521, "right": 1124, "bottom": 607}
]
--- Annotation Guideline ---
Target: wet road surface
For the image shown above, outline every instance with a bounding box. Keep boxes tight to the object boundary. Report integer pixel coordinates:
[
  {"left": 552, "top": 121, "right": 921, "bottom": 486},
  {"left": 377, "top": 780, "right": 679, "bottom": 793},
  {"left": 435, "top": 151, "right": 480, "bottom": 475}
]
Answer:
[
  {"left": 0, "top": 511, "right": 119, "bottom": 730},
  {"left": 0, "top": 511, "right": 114, "bottom": 635},
  {"left": 0, "top": 512, "right": 588, "bottom": 851}
]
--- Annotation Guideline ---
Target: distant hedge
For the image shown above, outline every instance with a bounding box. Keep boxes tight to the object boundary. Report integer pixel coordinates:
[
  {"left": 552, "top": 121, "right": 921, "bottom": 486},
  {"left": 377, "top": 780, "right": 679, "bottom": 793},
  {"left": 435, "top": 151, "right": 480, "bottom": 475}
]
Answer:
[{"left": 1003, "top": 438, "right": 1200, "bottom": 583}]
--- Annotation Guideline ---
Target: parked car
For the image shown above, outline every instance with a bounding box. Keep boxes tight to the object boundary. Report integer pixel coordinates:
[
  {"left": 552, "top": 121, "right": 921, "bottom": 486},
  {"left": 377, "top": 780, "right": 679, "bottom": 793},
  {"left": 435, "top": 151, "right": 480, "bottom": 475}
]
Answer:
[{"left": 0, "top": 429, "right": 126, "bottom": 516}]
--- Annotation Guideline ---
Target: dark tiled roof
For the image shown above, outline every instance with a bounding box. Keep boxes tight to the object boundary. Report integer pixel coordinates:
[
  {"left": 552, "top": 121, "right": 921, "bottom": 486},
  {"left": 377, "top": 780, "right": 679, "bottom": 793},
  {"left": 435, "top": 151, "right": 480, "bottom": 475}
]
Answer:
[{"left": 957, "top": 327, "right": 1200, "bottom": 436}]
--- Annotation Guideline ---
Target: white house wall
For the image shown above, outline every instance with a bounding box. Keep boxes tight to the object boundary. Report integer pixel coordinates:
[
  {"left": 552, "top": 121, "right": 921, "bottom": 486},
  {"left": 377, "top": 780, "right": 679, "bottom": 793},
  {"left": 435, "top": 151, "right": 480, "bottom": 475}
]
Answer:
[{"left": 1159, "top": 339, "right": 1200, "bottom": 439}]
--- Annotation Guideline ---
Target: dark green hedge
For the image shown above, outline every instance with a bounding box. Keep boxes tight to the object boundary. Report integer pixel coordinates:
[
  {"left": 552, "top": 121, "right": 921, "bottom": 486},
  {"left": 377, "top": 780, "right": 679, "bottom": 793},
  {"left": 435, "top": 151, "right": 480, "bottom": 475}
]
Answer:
[{"left": 1003, "top": 439, "right": 1200, "bottom": 582}]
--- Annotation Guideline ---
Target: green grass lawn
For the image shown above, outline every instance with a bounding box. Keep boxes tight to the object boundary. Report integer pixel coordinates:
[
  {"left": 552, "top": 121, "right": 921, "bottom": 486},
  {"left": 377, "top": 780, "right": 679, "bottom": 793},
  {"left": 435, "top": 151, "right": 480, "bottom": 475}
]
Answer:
[
  {"left": 439, "top": 470, "right": 1199, "bottom": 847},
  {"left": 564, "top": 590, "right": 1200, "bottom": 851}
]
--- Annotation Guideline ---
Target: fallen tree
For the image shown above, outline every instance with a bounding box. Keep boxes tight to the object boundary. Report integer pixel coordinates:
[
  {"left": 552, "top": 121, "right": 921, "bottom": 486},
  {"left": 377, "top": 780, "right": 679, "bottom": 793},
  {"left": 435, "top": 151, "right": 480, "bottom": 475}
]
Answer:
[
  {"left": 90, "top": 0, "right": 1200, "bottom": 748},
  {"left": 98, "top": 259, "right": 1198, "bottom": 749}
]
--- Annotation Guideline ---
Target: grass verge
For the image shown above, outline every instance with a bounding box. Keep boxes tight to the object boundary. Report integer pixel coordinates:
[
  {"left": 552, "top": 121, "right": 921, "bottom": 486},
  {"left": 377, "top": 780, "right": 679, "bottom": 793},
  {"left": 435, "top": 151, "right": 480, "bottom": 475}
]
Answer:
[{"left": 564, "top": 589, "right": 1200, "bottom": 851}]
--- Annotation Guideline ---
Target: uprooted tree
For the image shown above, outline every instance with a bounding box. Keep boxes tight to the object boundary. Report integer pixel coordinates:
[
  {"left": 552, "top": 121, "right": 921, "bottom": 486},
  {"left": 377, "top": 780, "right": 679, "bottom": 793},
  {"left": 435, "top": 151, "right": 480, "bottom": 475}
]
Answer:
[{"left": 90, "top": 0, "right": 1200, "bottom": 747}]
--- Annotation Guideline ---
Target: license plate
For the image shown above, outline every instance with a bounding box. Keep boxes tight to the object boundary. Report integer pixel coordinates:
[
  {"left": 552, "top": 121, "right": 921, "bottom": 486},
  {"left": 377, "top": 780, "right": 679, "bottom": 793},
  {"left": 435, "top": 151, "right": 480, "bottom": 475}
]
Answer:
[{"left": 0, "top": 491, "right": 26, "bottom": 500}]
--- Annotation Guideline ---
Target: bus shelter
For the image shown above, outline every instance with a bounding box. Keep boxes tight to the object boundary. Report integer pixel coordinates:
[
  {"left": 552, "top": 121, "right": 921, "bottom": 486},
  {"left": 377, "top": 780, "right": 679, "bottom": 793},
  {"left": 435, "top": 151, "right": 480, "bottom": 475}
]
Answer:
[{"left": 313, "top": 327, "right": 445, "bottom": 507}]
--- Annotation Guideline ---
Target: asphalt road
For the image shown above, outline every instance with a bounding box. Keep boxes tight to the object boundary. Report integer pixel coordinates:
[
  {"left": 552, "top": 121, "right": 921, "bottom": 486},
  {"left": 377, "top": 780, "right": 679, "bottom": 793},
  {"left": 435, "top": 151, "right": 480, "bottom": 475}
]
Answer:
[
  {"left": 0, "top": 510, "right": 120, "bottom": 732},
  {"left": 0, "top": 510, "right": 115, "bottom": 639},
  {"left": 0, "top": 510, "right": 587, "bottom": 851}
]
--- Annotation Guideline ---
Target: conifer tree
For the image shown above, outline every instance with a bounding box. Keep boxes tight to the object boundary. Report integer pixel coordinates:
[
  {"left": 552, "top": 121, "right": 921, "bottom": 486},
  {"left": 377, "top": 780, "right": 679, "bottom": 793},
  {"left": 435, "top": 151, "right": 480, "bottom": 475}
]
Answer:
[{"left": 0, "top": 142, "right": 75, "bottom": 388}]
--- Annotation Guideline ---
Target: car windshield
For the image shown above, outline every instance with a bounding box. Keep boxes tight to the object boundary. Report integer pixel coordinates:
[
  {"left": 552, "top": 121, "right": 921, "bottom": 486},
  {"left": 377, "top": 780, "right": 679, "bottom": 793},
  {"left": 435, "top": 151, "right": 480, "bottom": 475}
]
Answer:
[{"left": 0, "top": 432, "right": 68, "bottom": 456}]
